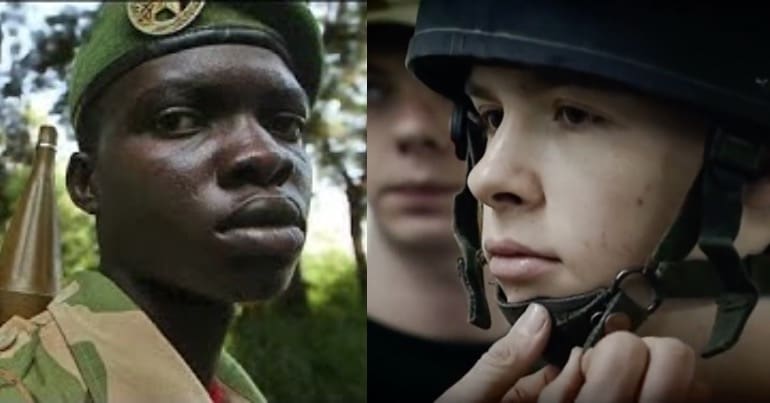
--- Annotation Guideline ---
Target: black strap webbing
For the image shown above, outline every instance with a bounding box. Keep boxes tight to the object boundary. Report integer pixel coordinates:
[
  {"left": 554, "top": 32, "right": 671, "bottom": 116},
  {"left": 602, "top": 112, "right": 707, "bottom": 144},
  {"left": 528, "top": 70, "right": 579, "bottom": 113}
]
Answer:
[
  {"left": 696, "top": 131, "right": 762, "bottom": 357},
  {"left": 652, "top": 129, "right": 764, "bottom": 357},
  {"left": 453, "top": 102, "right": 491, "bottom": 329},
  {"left": 655, "top": 255, "right": 770, "bottom": 298}
]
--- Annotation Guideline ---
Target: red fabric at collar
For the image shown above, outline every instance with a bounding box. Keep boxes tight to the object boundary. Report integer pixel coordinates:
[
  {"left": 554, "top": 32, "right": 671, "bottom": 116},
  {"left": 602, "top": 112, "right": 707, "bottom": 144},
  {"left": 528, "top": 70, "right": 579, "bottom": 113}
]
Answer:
[{"left": 208, "top": 380, "right": 225, "bottom": 403}]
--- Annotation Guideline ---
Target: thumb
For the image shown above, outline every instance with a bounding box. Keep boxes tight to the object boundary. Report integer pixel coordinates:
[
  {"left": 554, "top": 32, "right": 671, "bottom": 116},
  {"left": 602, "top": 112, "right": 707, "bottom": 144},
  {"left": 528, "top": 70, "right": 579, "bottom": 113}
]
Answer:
[{"left": 437, "top": 304, "right": 552, "bottom": 403}]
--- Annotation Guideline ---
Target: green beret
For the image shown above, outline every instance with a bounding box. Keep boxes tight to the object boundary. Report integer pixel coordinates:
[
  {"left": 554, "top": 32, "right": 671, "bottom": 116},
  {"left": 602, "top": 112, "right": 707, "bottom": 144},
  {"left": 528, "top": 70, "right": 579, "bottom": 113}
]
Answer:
[{"left": 68, "top": 1, "right": 323, "bottom": 133}]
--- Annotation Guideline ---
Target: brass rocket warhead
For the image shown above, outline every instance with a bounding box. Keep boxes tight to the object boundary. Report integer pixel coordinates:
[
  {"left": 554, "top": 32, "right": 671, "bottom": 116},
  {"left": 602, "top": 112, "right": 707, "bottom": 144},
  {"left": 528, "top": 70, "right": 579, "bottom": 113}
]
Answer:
[{"left": 0, "top": 125, "right": 62, "bottom": 323}]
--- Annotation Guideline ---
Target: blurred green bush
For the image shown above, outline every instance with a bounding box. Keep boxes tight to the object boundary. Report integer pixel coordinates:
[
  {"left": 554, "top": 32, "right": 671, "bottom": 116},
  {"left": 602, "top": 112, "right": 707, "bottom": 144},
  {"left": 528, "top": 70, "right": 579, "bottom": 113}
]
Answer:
[{"left": 230, "top": 249, "right": 366, "bottom": 403}]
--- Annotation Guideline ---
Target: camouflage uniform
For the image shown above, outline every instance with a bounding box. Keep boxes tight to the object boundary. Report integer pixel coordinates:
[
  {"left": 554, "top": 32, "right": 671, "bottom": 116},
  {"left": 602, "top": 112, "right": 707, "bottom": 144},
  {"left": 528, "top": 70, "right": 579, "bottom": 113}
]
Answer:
[{"left": 0, "top": 271, "right": 266, "bottom": 402}]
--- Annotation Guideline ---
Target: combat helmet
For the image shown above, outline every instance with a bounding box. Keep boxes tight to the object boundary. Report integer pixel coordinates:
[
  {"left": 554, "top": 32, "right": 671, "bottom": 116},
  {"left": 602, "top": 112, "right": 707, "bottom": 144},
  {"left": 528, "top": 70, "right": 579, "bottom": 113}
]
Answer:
[{"left": 406, "top": 0, "right": 770, "bottom": 366}]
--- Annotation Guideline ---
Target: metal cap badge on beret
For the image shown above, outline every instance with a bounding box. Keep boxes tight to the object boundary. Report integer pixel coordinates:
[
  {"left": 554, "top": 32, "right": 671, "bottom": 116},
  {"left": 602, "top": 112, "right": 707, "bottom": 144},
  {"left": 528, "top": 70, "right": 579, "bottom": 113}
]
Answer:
[{"left": 68, "top": 1, "right": 323, "bottom": 134}]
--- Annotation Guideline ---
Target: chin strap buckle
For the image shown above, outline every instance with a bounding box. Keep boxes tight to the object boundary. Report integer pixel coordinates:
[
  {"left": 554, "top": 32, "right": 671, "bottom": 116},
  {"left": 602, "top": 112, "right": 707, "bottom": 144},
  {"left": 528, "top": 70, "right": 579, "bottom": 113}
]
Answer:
[
  {"left": 608, "top": 267, "right": 662, "bottom": 313},
  {"left": 583, "top": 267, "right": 660, "bottom": 348}
]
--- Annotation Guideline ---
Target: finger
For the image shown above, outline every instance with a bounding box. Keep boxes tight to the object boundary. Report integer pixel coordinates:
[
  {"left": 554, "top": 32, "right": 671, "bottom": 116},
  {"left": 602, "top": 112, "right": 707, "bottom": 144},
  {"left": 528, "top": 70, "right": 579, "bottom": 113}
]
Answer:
[
  {"left": 437, "top": 304, "right": 551, "bottom": 403},
  {"left": 500, "top": 365, "right": 559, "bottom": 403},
  {"left": 537, "top": 347, "right": 584, "bottom": 403},
  {"left": 638, "top": 337, "right": 696, "bottom": 403},
  {"left": 575, "top": 331, "right": 650, "bottom": 403}
]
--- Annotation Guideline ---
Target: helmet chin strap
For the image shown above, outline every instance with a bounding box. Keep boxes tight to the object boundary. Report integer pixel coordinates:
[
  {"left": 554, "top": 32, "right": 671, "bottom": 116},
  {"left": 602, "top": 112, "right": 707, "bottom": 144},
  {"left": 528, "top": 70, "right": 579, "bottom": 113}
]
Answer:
[
  {"left": 453, "top": 102, "right": 491, "bottom": 329},
  {"left": 452, "top": 101, "right": 770, "bottom": 367}
]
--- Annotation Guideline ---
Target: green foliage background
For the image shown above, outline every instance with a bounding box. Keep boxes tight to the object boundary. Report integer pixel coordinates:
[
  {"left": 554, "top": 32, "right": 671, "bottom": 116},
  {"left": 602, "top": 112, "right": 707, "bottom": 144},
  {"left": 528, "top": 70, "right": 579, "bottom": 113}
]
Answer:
[{"left": 231, "top": 250, "right": 366, "bottom": 403}]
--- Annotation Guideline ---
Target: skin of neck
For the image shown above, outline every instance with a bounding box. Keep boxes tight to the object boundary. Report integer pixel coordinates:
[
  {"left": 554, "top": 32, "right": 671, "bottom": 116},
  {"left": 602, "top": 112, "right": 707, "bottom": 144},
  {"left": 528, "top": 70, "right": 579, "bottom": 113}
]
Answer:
[
  {"left": 101, "top": 262, "right": 234, "bottom": 386},
  {"left": 367, "top": 214, "right": 508, "bottom": 343}
]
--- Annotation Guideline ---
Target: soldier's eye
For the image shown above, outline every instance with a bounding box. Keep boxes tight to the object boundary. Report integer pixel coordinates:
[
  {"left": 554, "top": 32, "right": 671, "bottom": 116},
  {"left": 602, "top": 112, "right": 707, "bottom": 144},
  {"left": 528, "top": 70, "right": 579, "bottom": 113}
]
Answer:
[
  {"left": 554, "top": 104, "right": 606, "bottom": 129},
  {"left": 154, "top": 107, "right": 206, "bottom": 136},
  {"left": 264, "top": 113, "right": 306, "bottom": 143}
]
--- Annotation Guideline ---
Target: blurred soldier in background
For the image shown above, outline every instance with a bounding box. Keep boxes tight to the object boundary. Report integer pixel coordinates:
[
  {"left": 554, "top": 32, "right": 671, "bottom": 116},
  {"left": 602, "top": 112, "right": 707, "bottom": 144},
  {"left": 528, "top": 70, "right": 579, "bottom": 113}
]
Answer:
[{"left": 367, "top": 1, "right": 508, "bottom": 402}]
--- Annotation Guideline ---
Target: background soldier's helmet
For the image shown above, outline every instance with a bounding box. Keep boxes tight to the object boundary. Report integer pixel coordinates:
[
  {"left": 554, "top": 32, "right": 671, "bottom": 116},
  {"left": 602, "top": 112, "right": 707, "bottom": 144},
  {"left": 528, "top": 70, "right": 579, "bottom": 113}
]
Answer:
[
  {"left": 368, "top": 0, "right": 418, "bottom": 27},
  {"left": 407, "top": 0, "right": 770, "bottom": 366}
]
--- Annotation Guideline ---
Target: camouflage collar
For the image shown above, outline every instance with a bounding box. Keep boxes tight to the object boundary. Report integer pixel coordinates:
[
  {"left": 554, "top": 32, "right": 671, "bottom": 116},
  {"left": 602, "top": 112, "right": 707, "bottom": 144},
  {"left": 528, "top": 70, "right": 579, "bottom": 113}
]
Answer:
[{"left": 47, "top": 270, "right": 265, "bottom": 402}]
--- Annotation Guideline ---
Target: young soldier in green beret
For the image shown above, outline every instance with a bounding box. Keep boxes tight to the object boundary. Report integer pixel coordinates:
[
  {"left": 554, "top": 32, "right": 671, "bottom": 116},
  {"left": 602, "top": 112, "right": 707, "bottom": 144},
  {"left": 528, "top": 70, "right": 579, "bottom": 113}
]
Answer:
[
  {"left": 407, "top": 1, "right": 770, "bottom": 402},
  {"left": 0, "top": 2, "right": 322, "bottom": 402}
]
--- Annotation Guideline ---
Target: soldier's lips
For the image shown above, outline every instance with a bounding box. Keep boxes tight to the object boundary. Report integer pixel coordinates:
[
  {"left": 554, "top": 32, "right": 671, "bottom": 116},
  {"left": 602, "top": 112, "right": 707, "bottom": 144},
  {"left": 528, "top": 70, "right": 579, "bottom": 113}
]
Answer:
[
  {"left": 485, "top": 239, "right": 561, "bottom": 284},
  {"left": 214, "top": 226, "right": 305, "bottom": 256},
  {"left": 215, "top": 196, "right": 306, "bottom": 256},
  {"left": 488, "top": 255, "right": 560, "bottom": 284},
  {"left": 381, "top": 183, "right": 458, "bottom": 213}
]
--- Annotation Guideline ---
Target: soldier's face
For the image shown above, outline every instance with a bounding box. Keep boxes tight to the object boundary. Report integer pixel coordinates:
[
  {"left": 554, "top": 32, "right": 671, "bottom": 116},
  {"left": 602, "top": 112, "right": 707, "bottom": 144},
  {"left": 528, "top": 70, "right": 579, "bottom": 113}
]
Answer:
[
  {"left": 465, "top": 65, "right": 708, "bottom": 302},
  {"left": 367, "top": 45, "right": 465, "bottom": 250},
  {"left": 73, "top": 44, "right": 312, "bottom": 302}
]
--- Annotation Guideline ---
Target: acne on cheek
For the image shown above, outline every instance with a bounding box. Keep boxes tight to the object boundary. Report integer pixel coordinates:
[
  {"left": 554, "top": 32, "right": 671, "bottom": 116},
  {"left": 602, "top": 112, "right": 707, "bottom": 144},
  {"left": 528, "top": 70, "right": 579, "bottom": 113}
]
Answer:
[{"left": 635, "top": 183, "right": 651, "bottom": 207}]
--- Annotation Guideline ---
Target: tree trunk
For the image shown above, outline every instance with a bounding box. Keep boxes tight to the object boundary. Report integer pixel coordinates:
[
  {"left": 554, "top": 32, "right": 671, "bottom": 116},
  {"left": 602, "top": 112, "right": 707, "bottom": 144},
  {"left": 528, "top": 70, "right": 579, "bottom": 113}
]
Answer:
[{"left": 346, "top": 184, "right": 366, "bottom": 304}]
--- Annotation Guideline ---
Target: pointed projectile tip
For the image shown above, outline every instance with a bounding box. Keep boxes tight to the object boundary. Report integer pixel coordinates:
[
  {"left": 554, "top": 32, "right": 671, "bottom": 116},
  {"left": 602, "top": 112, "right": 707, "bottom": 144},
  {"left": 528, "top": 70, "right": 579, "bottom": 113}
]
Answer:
[{"left": 37, "top": 125, "right": 57, "bottom": 147}]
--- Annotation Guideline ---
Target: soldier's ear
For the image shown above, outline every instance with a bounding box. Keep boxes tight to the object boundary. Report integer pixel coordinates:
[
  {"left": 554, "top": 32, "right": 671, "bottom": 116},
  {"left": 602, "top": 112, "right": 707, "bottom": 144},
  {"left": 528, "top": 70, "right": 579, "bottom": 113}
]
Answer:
[{"left": 66, "top": 152, "right": 99, "bottom": 215}]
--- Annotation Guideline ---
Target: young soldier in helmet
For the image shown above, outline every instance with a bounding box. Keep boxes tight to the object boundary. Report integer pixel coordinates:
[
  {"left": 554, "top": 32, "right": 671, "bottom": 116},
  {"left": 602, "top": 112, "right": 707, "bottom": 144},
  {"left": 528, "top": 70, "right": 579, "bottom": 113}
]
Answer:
[
  {"left": 367, "top": 1, "right": 507, "bottom": 401},
  {"left": 407, "top": 1, "right": 770, "bottom": 402},
  {"left": 0, "top": 2, "right": 322, "bottom": 401}
]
